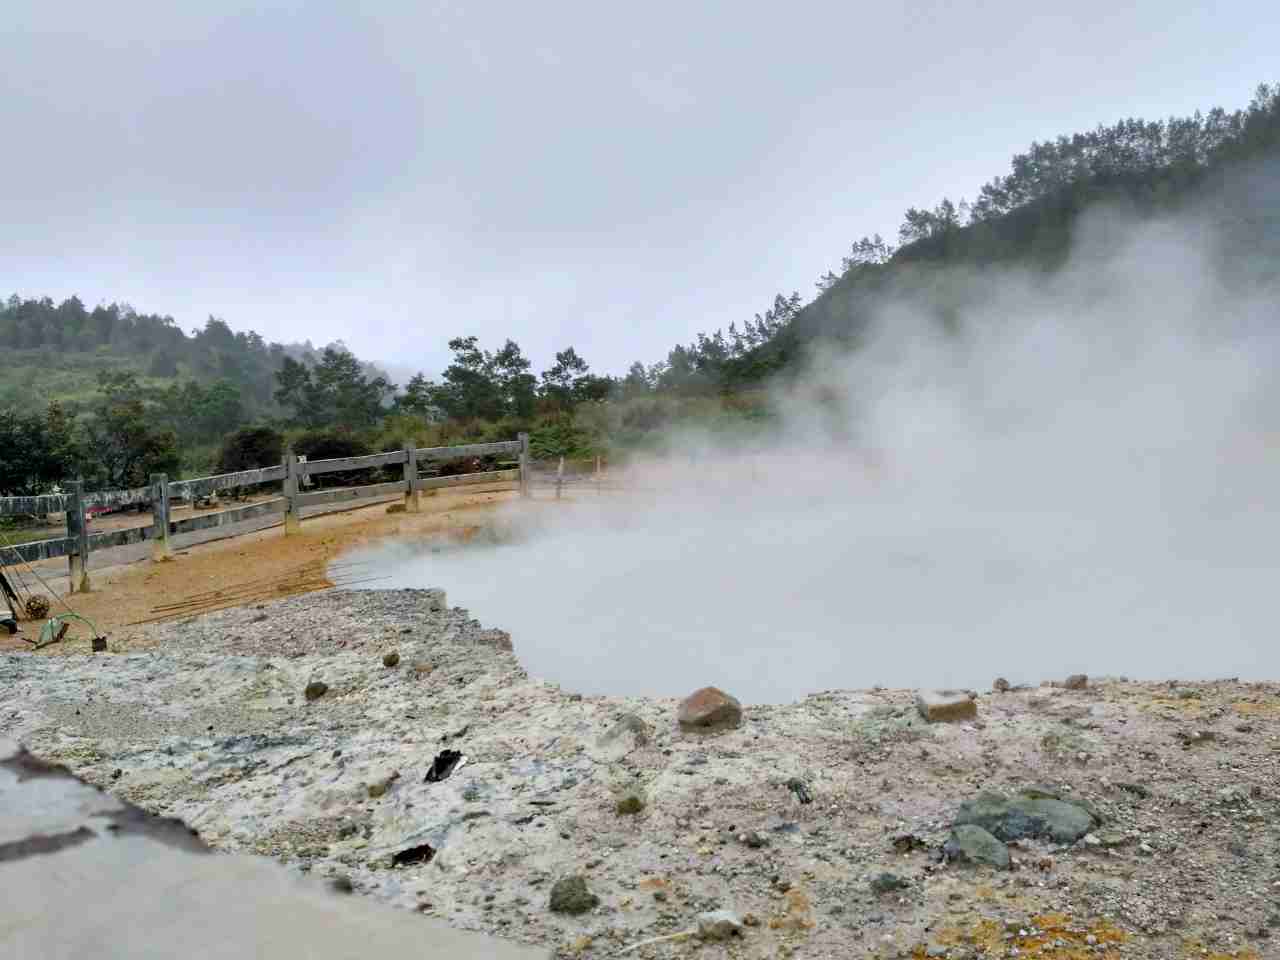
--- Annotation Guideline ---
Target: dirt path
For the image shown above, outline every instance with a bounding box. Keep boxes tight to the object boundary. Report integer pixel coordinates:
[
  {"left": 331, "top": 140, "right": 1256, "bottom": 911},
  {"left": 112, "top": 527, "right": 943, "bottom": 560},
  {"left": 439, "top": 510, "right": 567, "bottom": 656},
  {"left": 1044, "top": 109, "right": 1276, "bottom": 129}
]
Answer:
[{"left": 1, "top": 488, "right": 525, "bottom": 653}]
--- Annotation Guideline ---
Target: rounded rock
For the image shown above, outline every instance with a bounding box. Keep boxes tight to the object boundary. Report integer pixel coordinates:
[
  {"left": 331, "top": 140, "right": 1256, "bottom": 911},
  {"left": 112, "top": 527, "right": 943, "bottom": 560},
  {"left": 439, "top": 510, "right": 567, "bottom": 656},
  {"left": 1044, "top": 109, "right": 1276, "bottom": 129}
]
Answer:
[
  {"left": 678, "top": 687, "right": 742, "bottom": 731},
  {"left": 697, "top": 910, "right": 744, "bottom": 941}
]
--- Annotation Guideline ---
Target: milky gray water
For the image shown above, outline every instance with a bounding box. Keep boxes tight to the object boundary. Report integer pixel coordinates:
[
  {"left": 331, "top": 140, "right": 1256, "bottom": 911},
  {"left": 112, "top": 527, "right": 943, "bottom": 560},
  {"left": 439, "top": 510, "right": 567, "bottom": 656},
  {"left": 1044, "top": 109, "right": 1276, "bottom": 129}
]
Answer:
[{"left": 335, "top": 495, "right": 1278, "bottom": 703}]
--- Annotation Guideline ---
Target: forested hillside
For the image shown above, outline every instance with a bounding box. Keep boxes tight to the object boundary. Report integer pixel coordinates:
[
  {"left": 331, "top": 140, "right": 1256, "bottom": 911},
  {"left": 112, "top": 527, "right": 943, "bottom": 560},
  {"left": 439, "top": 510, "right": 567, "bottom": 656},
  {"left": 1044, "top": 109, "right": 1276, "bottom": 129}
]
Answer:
[
  {"left": 3, "top": 82, "right": 1277, "bottom": 499},
  {"left": 0, "top": 300, "right": 388, "bottom": 420},
  {"left": 735, "top": 82, "right": 1280, "bottom": 376}
]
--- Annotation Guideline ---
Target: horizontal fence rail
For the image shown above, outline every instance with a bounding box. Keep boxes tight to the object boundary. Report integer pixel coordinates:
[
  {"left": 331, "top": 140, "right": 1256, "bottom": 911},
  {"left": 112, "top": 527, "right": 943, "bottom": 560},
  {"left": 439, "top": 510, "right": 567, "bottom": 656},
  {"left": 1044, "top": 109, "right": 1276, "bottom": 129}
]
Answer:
[
  {"left": 83, "top": 485, "right": 153, "bottom": 510},
  {"left": 170, "top": 465, "right": 287, "bottom": 500},
  {"left": 417, "top": 440, "right": 522, "bottom": 461},
  {"left": 415, "top": 469, "right": 521, "bottom": 492},
  {"left": 2, "top": 536, "right": 76, "bottom": 565},
  {"left": 170, "top": 497, "right": 288, "bottom": 536},
  {"left": 302, "top": 451, "right": 408, "bottom": 476},
  {"left": 0, "top": 433, "right": 530, "bottom": 594},
  {"left": 296, "top": 481, "right": 407, "bottom": 509},
  {"left": 88, "top": 525, "right": 156, "bottom": 552},
  {"left": 0, "top": 494, "right": 71, "bottom": 517}
]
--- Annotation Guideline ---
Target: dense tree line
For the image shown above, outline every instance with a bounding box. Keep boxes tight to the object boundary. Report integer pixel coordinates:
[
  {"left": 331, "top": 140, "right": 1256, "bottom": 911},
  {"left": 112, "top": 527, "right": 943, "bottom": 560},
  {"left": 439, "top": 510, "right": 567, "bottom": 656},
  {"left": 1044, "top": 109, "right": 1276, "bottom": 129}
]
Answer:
[
  {"left": 0, "top": 298, "right": 388, "bottom": 419},
  {"left": 3, "top": 82, "right": 1276, "bottom": 499},
  {"left": 790, "top": 82, "right": 1280, "bottom": 344}
]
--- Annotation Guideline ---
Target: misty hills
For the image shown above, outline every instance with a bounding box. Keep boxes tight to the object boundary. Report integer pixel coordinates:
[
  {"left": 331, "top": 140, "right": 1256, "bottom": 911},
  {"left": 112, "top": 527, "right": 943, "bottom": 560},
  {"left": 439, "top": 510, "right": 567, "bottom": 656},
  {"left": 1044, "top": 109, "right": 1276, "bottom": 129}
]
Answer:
[
  {"left": 5, "top": 83, "right": 1277, "bottom": 419},
  {"left": 754, "top": 83, "right": 1280, "bottom": 374},
  {"left": 0, "top": 299, "right": 388, "bottom": 420}
]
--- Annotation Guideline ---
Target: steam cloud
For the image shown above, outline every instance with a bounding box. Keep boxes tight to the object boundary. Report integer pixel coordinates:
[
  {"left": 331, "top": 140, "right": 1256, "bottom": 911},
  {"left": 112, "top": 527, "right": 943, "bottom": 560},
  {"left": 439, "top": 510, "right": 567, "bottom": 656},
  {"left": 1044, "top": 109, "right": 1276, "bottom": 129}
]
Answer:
[{"left": 351, "top": 194, "right": 1280, "bottom": 703}]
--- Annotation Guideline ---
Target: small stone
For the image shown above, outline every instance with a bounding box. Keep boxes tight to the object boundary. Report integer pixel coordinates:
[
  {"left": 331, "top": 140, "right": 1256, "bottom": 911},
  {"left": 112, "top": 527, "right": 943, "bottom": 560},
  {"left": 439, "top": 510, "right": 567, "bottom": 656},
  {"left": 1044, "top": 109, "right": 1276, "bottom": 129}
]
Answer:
[
  {"left": 1092, "top": 830, "right": 1130, "bottom": 849},
  {"left": 1117, "top": 782, "right": 1151, "bottom": 799},
  {"left": 382, "top": 650, "right": 401, "bottom": 668},
  {"left": 916, "top": 690, "right": 978, "bottom": 723},
  {"left": 1218, "top": 785, "right": 1247, "bottom": 804},
  {"left": 412, "top": 661, "right": 434, "bottom": 678},
  {"left": 784, "top": 778, "right": 813, "bottom": 804},
  {"left": 697, "top": 910, "right": 744, "bottom": 941},
  {"left": 367, "top": 770, "right": 399, "bottom": 798},
  {"left": 304, "top": 680, "right": 328, "bottom": 701},
  {"left": 869, "top": 872, "right": 910, "bottom": 895},
  {"left": 1177, "top": 728, "right": 1216, "bottom": 746},
  {"left": 595, "top": 713, "right": 651, "bottom": 761},
  {"left": 329, "top": 875, "right": 354, "bottom": 894},
  {"left": 926, "top": 944, "right": 948, "bottom": 958},
  {"left": 548, "top": 876, "right": 599, "bottom": 916},
  {"left": 1064, "top": 674, "right": 1088, "bottom": 690},
  {"left": 385, "top": 502, "right": 406, "bottom": 514},
  {"left": 600, "top": 713, "right": 650, "bottom": 745},
  {"left": 993, "top": 678, "right": 1011, "bottom": 693},
  {"left": 616, "top": 789, "right": 645, "bottom": 815},
  {"left": 678, "top": 687, "right": 743, "bottom": 731}
]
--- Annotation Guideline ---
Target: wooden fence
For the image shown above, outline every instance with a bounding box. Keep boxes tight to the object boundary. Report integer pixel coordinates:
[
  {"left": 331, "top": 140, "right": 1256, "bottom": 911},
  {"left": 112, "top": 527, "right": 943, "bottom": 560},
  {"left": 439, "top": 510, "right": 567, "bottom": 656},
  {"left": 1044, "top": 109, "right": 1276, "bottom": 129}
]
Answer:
[{"left": 0, "top": 434, "right": 530, "bottom": 593}]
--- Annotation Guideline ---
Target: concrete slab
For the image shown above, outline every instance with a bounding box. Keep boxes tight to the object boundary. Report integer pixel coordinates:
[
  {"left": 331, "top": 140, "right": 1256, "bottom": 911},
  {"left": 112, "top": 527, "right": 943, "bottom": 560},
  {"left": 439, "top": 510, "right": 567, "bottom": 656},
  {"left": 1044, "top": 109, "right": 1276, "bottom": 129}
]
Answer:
[{"left": 0, "top": 738, "right": 547, "bottom": 960}]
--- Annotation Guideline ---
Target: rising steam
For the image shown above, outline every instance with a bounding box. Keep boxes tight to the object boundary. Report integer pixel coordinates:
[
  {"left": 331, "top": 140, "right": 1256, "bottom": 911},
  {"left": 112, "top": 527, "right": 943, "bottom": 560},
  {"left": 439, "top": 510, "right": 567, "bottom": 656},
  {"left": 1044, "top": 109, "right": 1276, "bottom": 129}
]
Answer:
[{"left": 350, "top": 195, "right": 1280, "bottom": 703}]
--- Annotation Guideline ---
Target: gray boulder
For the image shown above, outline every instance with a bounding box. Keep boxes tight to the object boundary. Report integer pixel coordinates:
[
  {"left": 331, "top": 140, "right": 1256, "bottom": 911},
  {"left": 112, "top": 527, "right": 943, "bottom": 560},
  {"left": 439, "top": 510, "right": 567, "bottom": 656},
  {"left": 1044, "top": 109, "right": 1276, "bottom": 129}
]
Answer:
[
  {"left": 944, "top": 824, "right": 1010, "bottom": 869},
  {"left": 954, "top": 789, "right": 1097, "bottom": 844}
]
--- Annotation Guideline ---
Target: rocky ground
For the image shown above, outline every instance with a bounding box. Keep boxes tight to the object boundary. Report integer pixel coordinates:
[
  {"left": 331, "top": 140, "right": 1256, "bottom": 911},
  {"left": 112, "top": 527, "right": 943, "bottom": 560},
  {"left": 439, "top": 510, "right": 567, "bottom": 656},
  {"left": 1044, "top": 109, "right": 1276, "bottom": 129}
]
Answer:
[{"left": 3, "top": 588, "right": 1278, "bottom": 959}]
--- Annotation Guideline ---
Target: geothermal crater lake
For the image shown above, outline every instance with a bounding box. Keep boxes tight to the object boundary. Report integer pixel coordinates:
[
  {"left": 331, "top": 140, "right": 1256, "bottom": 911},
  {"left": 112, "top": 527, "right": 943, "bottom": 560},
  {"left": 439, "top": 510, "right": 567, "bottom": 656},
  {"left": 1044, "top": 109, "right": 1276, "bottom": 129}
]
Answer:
[{"left": 335, "top": 499, "right": 1279, "bottom": 703}]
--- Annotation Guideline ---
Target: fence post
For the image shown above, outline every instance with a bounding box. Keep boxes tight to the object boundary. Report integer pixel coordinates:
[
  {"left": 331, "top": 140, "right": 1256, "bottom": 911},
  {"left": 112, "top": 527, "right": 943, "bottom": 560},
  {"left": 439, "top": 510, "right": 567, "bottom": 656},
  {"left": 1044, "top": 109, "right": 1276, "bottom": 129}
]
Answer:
[
  {"left": 403, "top": 440, "right": 420, "bottom": 513},
  {"left": 556, "top": 456, "right": 564, "bottom": 500},
  {"left": 283, "top": 451, "right": 301, "bottom": 535},
  {"left": 150, "top": 473, "right": 172, "bottom": 561},
  {"left": 65, "top": 480, "right": 90, "bottom": 593},
  {"left": 518, "top": 432, "right": 530, "bottom": 499}
]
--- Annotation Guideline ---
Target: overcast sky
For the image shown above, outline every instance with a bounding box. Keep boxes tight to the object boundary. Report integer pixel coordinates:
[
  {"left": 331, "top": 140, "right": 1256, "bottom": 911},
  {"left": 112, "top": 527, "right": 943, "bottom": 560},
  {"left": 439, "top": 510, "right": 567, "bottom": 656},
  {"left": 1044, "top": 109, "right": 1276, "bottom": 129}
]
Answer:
[{"left": 2, "top": 2, "right": 1275, "bottom": 381}]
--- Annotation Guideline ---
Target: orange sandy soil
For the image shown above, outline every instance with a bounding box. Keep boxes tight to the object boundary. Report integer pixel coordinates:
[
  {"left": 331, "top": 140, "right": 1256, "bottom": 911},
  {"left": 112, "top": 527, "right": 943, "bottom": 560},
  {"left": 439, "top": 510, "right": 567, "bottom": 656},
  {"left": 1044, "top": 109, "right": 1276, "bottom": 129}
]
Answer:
[{"left": 1, "top": 489, "right": 527, "bottom": 655}]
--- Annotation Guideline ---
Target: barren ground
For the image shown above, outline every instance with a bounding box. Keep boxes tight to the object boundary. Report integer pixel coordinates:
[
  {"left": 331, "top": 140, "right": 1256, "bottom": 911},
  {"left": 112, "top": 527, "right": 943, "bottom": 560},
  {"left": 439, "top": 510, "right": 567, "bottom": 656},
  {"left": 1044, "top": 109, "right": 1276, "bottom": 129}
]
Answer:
[{"left": 1, "top": 487, "right": 525, "bottom": 652}]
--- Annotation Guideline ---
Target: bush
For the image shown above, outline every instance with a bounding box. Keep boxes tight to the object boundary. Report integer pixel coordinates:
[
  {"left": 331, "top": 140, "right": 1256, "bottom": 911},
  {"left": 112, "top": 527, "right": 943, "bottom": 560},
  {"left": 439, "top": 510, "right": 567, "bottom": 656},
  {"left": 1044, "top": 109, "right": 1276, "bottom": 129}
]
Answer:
[
  {"left": 529, "top": 416, "right": 596, "bottom": 460},
  {"left": 217, "top": 427, "right": 284, "bottom": 474},
  {"left": 291, "top": 429, "right": 377, "bottom": 487}
]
